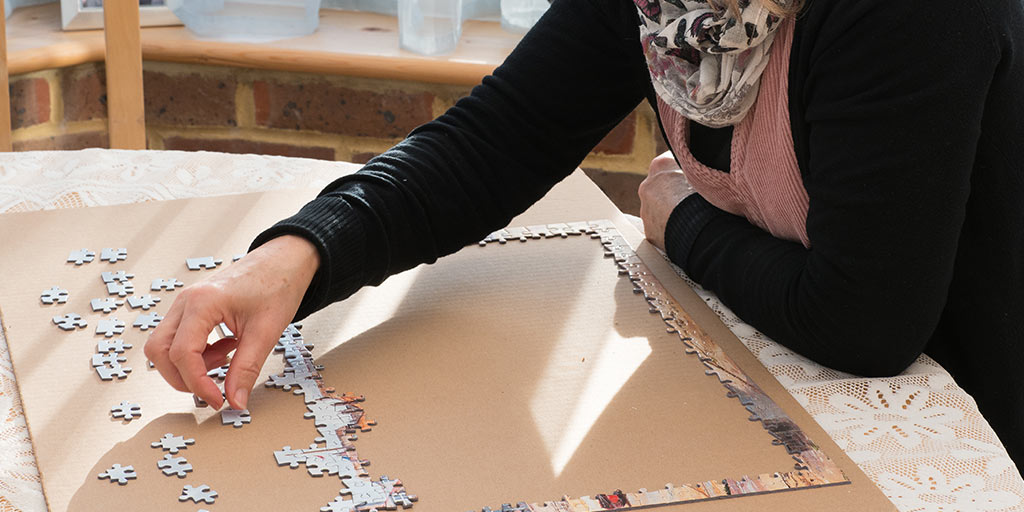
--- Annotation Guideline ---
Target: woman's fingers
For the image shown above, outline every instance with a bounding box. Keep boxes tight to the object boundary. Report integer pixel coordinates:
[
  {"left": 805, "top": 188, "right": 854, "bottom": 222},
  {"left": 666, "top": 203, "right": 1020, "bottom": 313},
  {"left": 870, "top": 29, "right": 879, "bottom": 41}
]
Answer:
[
  {"left": 223, "top": 317, "right": 284, "bottom": 410},
  {"left": 144, "top": 234, "right": 321, "bottom": 410},
  {"left": 168, "top": 294, "right": 228, "bottom": 409},
  {"left": 144, "top": 295, "right": 189, "bottom": 393}
]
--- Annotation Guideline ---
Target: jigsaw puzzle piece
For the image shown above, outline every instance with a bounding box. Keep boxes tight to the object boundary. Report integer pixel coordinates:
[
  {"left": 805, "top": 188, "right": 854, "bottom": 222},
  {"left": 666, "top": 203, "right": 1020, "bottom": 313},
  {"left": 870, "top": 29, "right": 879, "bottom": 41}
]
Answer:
[
  {"left": 157, "top": 454, "right": 193, "bottom": 478},
  {"left": 152, "top": 433, "right": 196, "bottom": 453},
  {"left": 40, "top": 286, "right": 69, "bottom": 304},
  {"left": 127, "top": 294, "right": 161, "bottom": 310},
  {"left": 67, "top": 248, "right": 95, "bottom": 265},
  {"left": 132, "top": 312, "right": 164, "bottom": 330},
  {"left": 106, "top": 281, "right": 135, "bottom": 297},
  {"left": 221, "top": 408, "right": 251, "bottom": 428},
  {"left": 186, "top": 256, "right": 223, "bottom": 270},
  {"left": 52, "top": 313, "right": 87, "bottom": 331},
  {"left": 95, "top": 317, "right": 127, "bottom": 337},
  {"left": 151, "top": 278, "right": 185, "bottom": 291},
  {"left": 90, "top": 297, "right": 124, "bottom": 314},
  {"left": 98, "top": 464, "right": 136, "bottom": 485},
  {"left": 179, "top": 484, "right": 218, "bottom": 504},
  {"left": 99, "top": 247, "right": 128, "bottom": 263},
  {"left": 110, "top": 401, "right": 142, "bottom": 421}
]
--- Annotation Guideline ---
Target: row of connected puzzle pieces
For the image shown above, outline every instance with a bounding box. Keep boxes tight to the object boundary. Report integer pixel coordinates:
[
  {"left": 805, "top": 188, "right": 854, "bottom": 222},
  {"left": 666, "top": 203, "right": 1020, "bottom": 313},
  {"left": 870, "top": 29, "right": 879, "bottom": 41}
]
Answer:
[
  {"left": 267, "top": 324, "right": 417, "bottom": 511},
  {"left": 476, "top": 222, "right": 600, "bottom": 246}
]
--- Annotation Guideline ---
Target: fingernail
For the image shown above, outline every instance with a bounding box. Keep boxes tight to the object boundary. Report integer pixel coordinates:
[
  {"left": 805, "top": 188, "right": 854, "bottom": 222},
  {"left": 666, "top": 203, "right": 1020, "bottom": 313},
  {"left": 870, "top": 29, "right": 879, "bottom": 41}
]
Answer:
[{"left": 233, "top": 389, "right": 248, "bottom": 410}]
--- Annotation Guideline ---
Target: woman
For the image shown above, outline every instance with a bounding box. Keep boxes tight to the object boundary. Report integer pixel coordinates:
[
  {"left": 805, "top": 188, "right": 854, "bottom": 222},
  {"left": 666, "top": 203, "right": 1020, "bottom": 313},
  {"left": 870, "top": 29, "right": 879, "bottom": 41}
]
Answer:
[{"left": 145, "top": 0, "right": 1024, "bottom": 466}]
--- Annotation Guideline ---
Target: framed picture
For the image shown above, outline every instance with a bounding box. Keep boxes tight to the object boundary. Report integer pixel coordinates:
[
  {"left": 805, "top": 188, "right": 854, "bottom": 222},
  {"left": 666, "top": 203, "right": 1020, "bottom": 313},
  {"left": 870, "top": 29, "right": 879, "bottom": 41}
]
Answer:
[{"left": 61, "top": 0, "right": 182, "bottom": 30}]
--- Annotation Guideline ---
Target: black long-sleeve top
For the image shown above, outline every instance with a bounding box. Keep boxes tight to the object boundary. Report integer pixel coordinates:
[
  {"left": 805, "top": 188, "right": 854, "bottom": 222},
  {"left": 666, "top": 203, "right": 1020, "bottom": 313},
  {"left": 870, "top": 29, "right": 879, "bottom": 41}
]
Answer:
[{"left": 252, "top": 0, "right": 1024, "bottom": 466}]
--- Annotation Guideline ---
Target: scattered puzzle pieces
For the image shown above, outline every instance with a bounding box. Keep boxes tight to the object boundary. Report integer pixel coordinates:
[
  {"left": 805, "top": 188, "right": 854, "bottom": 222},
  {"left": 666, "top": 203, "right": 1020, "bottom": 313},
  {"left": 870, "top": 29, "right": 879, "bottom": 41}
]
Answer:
[
  {"left": 186, "top": 256, "right": 223, "bottom": 270},
  {"left": 110, "top": 401, "right": 142, "bottom": 421},
  {"left": 40, "top": 286, "right": 69, "bottom": 304},
  {"left": 221, "top": 408, "right": 251, "bottom": 428},
  {"left": 67, "top": 248, "right": 95, "bottom": 265},
  {"left": 106, "top": 281, "right": 135, "bottom": 297},
  {"left": 127, "top": 294, "right": 161, "bottom": 310},
  {"left": 98, "top": 464, "right": 136, "bottom": 485},
  {"left": 99, "top": 247, "right": 128, "bottom": 263},
  {"left": 52, "top": 313, "right": 87, "bottom": 331},
  {"left": 132, "top": 312, "right": 163, "bottom": 331},
  {"left": 157, "top": 454, "right": 193, "bottom": 478},
  {"left": 179, "top": 484, "right": 218, "bottom": 504},
  {"left": 321, "top": 497, "right": 358, "bottom": 512},
  {"left": 151, "top": 278, "right": 184, "bottom": 291},
  {"left": 152, "top": 433, "right": 195, "bottom": 453},
  {"left": 95, "top": 317, "right": 126, "bottom": 337},
  {"left": 90, "top": 297, "right": 124, "bottom": 314}
]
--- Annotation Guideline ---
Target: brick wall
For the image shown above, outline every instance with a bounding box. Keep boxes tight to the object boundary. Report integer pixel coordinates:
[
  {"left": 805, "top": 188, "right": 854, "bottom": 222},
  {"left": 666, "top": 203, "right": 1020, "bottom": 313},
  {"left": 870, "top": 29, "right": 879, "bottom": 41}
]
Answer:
[{"left": 8, "top": 61, "right": 660, "bottom": 214}]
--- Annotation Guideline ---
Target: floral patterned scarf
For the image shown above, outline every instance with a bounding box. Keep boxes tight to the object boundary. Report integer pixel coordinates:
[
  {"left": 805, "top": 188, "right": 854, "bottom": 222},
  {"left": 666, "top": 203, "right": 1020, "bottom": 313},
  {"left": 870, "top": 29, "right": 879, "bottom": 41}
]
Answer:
[{"left": 634, "top": 0, "right": 783, "bottom": 127}]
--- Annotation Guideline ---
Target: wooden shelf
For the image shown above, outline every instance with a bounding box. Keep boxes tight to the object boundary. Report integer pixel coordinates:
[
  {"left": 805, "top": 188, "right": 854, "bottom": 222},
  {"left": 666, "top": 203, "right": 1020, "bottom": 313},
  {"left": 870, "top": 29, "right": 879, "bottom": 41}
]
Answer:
[{"left": 6, "top": 3, "right": 521, "bottom": 85}]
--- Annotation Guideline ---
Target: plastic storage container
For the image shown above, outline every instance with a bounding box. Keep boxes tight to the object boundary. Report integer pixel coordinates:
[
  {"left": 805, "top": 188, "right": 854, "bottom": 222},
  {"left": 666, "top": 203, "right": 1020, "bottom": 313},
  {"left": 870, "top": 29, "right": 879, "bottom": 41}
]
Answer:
[
  {"left": 398, "top": 0, "right": 464, "bottom": 56},
  {"left": 499, "top": 0, "right": 548, "bottom": 33},
  {"left": 167, "top": 0, "right": 322, "bottom": 42}
]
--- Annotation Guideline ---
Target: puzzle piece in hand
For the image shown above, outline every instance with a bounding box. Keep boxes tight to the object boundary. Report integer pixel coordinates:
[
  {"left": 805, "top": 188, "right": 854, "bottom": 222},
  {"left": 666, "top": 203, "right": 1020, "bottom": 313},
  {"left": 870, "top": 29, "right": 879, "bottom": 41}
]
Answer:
[
  {"left": 157, "top": 454, "right": 193, "bottom": 478},
  {"left": 111, "top": 401, "right": 142, "bottom": 421},
  {"left": 100, "top": 247, "right": 128, "bottom": 263},
  {"left": 67, "top": 248, "right": 95, "bottom": 265},
  {"left": 221, "top": 408, "right": 251, "bottom": 428},
  {"left": 207, "top": 365, "right": 229, "bottom": 380},
  {"left": 133, "top": 312, "right": 164, "bottom": 330},
  {"left": 186, "top": 257, "right": 223, "bottom": 270},
  {"left": 95, "top": 317, "right": 126, "bottom": 337},
  {"left": 90, "top": 297, "right": 124, "bottom": 314},
  {"left": 151, "top": 278, "right": 184, "bottom": 291},
  {"left": 40, "top": 286, "right": 69, "bottom": 304},
  {"left": 53, "top": 313, "right": 87, "bottom": 331},
  {"left": 152, "top": 433, "right": 195, "bottom": 453},
  {"left": 106, "top": 281, "right": 135, "bottom": 297},
  {"left": 95, "top": 362, "right": 132, "bottom": 380},
  {"left": 98, "top": 464, "right": 136, "bottom": 485},
  {"left": 127, "top": 294, "right": 161, "bottom": 310},
  {"left": 179, "top": 484, "right": 218, "bottom": 504},
  {"left": 98, "top": 339, "right": 133, "bottom": 353},
  {"left": 101, "top": 270, "right": 134, "bottom": 283}
]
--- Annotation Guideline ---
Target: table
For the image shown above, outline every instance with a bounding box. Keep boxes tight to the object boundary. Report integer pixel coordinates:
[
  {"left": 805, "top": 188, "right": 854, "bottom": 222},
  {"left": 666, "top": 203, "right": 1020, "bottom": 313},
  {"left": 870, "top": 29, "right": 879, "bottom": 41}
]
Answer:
[{"left": 0, "top": 149, "right": 1021, "bottom": 511}]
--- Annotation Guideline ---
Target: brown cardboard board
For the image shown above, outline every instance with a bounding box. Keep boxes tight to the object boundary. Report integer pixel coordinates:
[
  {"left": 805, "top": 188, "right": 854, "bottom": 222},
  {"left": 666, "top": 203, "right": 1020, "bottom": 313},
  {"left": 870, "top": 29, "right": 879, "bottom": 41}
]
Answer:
[{"left": 0, "top": 171, "right": 896, "bottom": 511}]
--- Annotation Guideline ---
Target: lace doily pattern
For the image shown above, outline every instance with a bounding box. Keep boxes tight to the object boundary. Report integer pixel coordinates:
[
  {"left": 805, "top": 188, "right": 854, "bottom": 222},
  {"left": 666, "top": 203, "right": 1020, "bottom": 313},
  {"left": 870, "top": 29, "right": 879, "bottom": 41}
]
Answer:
[
  {"left": 673, "top": 266, "right": 1024, "bottom": 511},
  {"left": 1, "top": 150, "right": 1022, "bottom": 511}
]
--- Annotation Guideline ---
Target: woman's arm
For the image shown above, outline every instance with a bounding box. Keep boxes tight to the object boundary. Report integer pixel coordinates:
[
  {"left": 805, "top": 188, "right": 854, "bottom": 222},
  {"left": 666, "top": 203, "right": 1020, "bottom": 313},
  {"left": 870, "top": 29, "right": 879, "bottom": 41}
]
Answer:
[
  {"left": 252, "top": 0, "right": 654, "bottom": 320},
  {"left": 661, "top": 0, "right": 1000, "bottom": 376},
  {"left": 148, "top": 0, "right": 656, "bottom": 410}
]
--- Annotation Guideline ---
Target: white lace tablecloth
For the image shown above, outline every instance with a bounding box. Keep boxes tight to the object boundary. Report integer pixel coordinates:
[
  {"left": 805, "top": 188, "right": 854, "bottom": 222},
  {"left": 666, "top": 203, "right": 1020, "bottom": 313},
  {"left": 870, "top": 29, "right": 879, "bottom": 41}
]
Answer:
[{"left": 1, "top": 149, "right": 1021, "bottom": 512}]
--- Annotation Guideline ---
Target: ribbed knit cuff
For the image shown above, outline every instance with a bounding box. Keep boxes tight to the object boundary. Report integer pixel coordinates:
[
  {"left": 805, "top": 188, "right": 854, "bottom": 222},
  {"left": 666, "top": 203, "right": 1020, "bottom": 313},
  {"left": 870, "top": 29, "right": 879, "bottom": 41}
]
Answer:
[
  {"left": 664, "top": 194, "right": 728, "bottom": 272},
  {"left": 249, "top": 196, "right": 369, "bottom": 322}
]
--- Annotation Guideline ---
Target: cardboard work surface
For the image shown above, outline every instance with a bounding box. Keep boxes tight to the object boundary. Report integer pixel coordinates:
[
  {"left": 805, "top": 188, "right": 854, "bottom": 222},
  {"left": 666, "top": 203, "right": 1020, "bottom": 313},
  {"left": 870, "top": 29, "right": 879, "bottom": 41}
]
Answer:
[{"left": 0, "top": 171, "right": 895, "bottom": 511}]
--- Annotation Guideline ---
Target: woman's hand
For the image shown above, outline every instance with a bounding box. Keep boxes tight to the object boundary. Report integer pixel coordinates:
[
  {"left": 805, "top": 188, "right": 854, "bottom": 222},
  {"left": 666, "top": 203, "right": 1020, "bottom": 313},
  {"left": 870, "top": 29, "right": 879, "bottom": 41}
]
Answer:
[
  {"left": 144, "top": 234, "right": 320, "bottom": 411},
  {"left": 638, "top": 151, "right": 695, "bottom": 250}
]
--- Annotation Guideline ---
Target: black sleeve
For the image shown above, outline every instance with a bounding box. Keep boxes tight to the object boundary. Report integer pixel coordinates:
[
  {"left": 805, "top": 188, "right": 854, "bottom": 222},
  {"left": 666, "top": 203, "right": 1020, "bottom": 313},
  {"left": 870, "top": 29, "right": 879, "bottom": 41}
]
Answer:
[
  {"left": 663, "top": 0, "right": 1000, "bottom": 376},
  {"left": 251, "top": 0, "right": 652, "bottom": 320}
]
